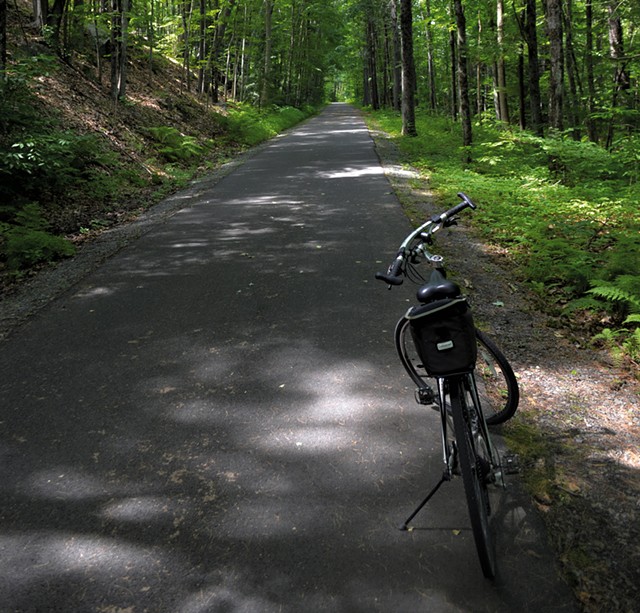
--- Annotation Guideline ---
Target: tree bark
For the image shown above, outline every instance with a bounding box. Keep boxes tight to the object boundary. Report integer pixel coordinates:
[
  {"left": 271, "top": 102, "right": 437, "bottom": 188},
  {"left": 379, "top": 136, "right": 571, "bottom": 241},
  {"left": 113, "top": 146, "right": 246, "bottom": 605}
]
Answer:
[
  {"left": 525, "top": 0, "right": 542, "bottom": 135},
  {"left": 0, "top": 0, "right": 6, "bottom": 79},
  {"left": 453, "top": 0, "right": 472, "bottom": 159},
  {"left": 261, "top": 0, "right": 274, "bottom": 106},
  {"left": 365, "top": 15, "right": 379, "bottom": 110},
  {"left": 585, "top": 0, "right": 597, "bottom": 142},
  {"left": 495, "top": 0, "right": 509, "bottom": 123},
  {"left": 424, "top": 0, "right": 436, "bottom": 111},
  {"left": 449, "top": 27, "right": 457, "bottom": 121},
  {"left": 606, "top": 1, "right": 630, "bottom": 148},
  {"left": 389, "top": 0, "right": 401, "bottom": 111},
  {"left": 400, "top": 0, "right": 416, "bottom": 136},
  {"left": 545, "top": 0, "right": 564, "bottom": 131},
  {"left": 563, "top": 0, "right": 581, "bottom": 138}
]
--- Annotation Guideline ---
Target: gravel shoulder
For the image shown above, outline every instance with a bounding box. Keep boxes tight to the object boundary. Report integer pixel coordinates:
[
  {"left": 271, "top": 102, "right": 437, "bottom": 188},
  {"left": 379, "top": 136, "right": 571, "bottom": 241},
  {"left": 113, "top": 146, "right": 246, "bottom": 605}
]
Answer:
[{"left": 371, "top": 127, "right": 640, "bottom": 613}]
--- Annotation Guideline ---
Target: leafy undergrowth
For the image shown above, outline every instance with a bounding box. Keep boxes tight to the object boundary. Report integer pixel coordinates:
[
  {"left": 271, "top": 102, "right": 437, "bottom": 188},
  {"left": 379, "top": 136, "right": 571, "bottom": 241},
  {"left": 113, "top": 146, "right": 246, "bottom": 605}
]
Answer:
[
  {"left": 367, "top": 110, "right": 640, "bottom": 367},
  {"left": 1, "top": 10, "right": 315, "bottom": 288}
]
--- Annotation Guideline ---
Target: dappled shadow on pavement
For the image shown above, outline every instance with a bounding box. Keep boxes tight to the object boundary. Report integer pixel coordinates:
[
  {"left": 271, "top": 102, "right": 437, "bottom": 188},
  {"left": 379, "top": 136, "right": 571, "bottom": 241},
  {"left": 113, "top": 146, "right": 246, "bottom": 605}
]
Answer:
[{"left": 0, "top": 104, "right": 576, "bottom": 612}]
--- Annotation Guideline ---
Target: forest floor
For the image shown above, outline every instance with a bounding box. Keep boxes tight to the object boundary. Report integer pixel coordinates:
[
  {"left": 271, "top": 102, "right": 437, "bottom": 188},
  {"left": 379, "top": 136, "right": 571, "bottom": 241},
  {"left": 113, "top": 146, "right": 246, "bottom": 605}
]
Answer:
[{"left": 372, "top": 129, "right": 640, "bottom": 613}]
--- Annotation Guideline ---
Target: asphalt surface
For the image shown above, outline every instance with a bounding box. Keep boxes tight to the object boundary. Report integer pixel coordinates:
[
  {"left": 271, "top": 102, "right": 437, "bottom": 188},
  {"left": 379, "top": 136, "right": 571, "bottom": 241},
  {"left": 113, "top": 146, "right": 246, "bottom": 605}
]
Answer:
[{"left": 0, "top": 103, "right": 577, "bottom": 612}]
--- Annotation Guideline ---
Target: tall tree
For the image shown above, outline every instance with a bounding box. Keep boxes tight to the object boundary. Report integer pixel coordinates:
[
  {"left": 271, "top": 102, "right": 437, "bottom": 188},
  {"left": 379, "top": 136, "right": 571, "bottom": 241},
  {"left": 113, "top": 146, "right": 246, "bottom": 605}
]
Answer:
[
  {"left": 606, "top": 0, "right": 631, "bottom": 148},
  {"left": 261, "top": 0, "right": 274, "bottom": 106},
  {"left": 453, "top": 0, "right": 472, "bottom": 159},
  {"left": 0, "top": 0, "right": 6, "bottom": 79},
  {"left": 524, "top": 0, "right": 542, "bottom": 135},
  {"left": 585, "top": 0, "right": 597, "bottom": 141},
  {"left": 110, "top": 0, "right": 129, "bottom": 101},
  {"left": 545, "top": 0, "right": 564, "bottom": 131},
  {"left": 388, "top": 0, "right": 401, "bottom": 111},
  {"left": 400, "top": 0, "right": 416, "bottom": 135},
  {"left": 495, "top": 0, "right": 509, "bottom": 123},
  {"left": 423, "top": 0, "right": 437, "bottom": 111}
]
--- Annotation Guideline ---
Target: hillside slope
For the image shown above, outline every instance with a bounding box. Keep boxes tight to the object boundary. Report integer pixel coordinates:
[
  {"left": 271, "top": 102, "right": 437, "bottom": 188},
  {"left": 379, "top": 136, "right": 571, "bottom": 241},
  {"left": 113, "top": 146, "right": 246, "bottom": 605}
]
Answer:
[{"left": 2, "top": 5, "right": 310, "bottom": 289}]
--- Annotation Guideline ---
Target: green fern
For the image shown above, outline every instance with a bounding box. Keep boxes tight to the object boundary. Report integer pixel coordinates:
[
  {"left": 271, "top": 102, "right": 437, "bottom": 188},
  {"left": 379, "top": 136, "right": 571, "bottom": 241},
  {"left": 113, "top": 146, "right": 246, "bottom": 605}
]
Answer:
[
  {"left": 564, "top": 296, "right": 604, "bottom": 314},
  {"left": 622, "top": 328, "right": 640, "bottom": 361},
  {"left": 587, "top": 278, "right": 640, "bottom": 313}
]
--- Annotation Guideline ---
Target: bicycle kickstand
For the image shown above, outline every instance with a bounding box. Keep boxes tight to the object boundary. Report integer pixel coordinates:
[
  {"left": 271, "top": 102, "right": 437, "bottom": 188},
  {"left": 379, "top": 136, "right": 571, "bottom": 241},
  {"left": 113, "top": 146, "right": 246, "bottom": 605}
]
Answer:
[{"left": 399, "top": 474, "right": 448, "bottom": 531}]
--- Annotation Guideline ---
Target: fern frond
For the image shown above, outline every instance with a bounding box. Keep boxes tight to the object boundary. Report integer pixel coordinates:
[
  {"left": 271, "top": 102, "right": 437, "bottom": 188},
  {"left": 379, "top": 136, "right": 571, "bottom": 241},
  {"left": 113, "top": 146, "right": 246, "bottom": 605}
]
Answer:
[
  {"left": 587, "top": 279, "right": 640, "bottom": 307},
  {"left": 563, "top": 297, "right": 604, "bottom": 313}
]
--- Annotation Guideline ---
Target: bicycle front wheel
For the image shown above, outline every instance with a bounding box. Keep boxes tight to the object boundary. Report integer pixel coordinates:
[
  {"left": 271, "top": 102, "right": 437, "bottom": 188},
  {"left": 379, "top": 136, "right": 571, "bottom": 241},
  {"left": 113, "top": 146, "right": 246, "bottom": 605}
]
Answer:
[
  {"left": 475, "top": 330, "right": 519, "bottom": 425},
  {"left": 449, "top": 376, "right": 497, "bottom": 579}
]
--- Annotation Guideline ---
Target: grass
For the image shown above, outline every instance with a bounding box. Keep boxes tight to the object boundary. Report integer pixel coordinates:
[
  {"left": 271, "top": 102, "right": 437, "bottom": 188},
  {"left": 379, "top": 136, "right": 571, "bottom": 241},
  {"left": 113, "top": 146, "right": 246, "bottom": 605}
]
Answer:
[{"left": 366, "top": 109, "right": 640, "bottom": 364}]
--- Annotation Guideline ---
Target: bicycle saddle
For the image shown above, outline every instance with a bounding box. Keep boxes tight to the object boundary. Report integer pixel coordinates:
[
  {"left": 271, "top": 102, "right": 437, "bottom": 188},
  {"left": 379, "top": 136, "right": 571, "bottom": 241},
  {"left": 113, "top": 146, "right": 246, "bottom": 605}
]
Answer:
[{"left": 416, "top": 279, "right": 461, "bottom": 303}]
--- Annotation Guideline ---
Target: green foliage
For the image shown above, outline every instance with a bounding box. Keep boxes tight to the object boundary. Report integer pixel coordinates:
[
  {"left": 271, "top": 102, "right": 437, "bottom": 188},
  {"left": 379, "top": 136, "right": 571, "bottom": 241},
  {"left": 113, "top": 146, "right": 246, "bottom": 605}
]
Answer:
[
  {"left": 225, "top": 104, "right": 310, "bottom": 146},
  {"left": 367, "top": 108, "right": 640, "bottom": 362},
  {"left": 147, "top": 126, "right": 211, "bottom": 162},
  {"left": 0, "top": 127, "right": 117, "bottom": 205},
  {"left": 0, "top": 204, "right": 75, "bottom": 272}
]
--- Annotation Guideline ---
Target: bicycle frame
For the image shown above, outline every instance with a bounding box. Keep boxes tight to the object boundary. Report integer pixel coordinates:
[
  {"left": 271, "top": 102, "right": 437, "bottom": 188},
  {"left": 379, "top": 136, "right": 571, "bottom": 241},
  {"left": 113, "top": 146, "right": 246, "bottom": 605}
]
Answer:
[{"left": 395, "top": 317, "right": 502, "bottom": 485}]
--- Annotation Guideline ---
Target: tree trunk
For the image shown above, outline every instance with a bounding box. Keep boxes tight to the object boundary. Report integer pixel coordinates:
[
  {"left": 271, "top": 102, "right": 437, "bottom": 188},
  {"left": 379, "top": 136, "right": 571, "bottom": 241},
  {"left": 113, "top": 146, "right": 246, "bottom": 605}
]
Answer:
[
  {"left": 365, "top": 15, "right": 379, "bottom": 110},
  {"left": 261, "top": 0, "right": 274, "bottom": 106},
  {"left": 605, "top": 1, "right": 630, "bottom": 148},
  {"left": 449, "top": 27, "right": 457, "bottom": 121},
  {"left": 400, "top": 0, "right": 416, "bottom": 135},
  {"left": 545, "top": 0, "right": 563, "bottom": 131},
  {"left": 46, "top": 0, "right": 68, "bottom": 53},
  {"left": 495, "top": 0, "right": 509, "bottom": 123},
  {"left": 563, "top": 0, "right": 581, "bottom": 139},
  {"left": 118, "top": 0, "right": 128, "bottom": 98},
  {"left": 585, "top": 0, "right": 597, "bottom": 142},
  {"left": 525, "top": 0, "right": 542, "bottom": 135},
  {"left": 181, "top": 0, "right": 192, "bottom": 91},
  {"left": 0, "top": 0, "right": 6, "bottom": 79},
  {"left": 32, "top": 0, "right": 46, "bottom": 28},
  {"left": 197, "top": 0, "right": 207, "bottom": 94},
  {"left": 110, "top": 0, "right": 121, "bottom": 101},
  {"left": 453, "top": 0, "right": 472, "bottom": 160},
  {"left": 424, "top": 0, "right": 436, "bottom": 111},
  {"left": 517, "top": 43, "right": 526, "bottom": 129},
  {"left": 389, "top": 0, "right": 401, "bottom": 111}
]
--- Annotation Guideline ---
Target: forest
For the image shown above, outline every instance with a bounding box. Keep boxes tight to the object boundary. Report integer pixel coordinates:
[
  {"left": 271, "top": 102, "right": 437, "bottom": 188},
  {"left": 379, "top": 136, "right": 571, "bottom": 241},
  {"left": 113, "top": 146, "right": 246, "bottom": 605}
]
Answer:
[{"left": 0, "top": 0, "right": 639, "bottom": 363}]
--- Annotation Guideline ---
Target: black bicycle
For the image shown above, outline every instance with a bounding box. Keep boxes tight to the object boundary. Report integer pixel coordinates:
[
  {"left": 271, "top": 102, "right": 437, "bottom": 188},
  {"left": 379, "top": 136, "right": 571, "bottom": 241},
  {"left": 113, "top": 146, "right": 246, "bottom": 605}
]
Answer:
[{"left": 376, "top": 192, "right": 519, "bottom": 578}]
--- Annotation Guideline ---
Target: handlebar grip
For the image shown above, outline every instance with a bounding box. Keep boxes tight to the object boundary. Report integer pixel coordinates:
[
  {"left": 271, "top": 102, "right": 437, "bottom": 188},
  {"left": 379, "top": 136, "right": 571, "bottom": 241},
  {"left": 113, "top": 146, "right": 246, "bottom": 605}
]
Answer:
[
  {"left": 375, "top": 251, "right": 405, "bottom": 285},
  {"left": 375, "top": 271, "right": 404, "bottom": 285},
  {"left": 431, "top": 192, "right": 477, "bottom": 223}
]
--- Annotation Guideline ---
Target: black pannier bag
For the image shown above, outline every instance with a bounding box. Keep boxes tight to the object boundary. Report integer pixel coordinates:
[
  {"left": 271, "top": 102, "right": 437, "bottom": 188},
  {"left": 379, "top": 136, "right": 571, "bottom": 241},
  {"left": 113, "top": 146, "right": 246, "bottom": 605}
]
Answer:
[{"left": 406, "top": 297, "right": 477, "bottom": 376}]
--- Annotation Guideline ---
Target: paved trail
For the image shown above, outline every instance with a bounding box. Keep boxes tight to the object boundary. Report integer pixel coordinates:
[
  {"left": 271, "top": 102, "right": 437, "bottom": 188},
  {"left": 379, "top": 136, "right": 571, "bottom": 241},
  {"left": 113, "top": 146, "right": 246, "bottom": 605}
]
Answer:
[{"left": 0, "top": 104, "right": 576, "bottom": 611}]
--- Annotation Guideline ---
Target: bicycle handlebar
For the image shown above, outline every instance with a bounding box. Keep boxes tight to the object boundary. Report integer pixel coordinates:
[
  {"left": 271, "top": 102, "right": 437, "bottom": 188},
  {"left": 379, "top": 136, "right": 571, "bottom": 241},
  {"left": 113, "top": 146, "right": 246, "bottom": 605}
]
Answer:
[
  {"left": 431, "top": 192, "right": 477, "bottom": 224},
  {"left": 375, "top": 251, "right": 405, "bottom": 285},
  {"left": 376, "top": 192, "right": 477, "bottom": 287}
]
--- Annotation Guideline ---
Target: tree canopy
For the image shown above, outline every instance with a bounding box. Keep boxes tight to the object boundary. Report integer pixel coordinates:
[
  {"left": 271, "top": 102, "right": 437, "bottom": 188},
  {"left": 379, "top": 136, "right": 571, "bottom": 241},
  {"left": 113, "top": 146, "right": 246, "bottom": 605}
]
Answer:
[{"left": 2, "top": 0, "right": 638, "bottom": 145}]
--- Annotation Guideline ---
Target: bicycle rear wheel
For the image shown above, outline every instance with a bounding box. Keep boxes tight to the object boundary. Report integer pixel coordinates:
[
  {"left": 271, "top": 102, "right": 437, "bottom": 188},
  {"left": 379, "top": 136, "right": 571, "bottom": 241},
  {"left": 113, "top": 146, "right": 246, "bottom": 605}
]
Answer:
[
  {"left": 475, "top": 331, "right": 519, "bottom": 425},
  {"left": 448, "top": 376, "right": 496, "bottom": 579},
  {"left": 396, "top": 319, "right": 518, "bottom": 424}
]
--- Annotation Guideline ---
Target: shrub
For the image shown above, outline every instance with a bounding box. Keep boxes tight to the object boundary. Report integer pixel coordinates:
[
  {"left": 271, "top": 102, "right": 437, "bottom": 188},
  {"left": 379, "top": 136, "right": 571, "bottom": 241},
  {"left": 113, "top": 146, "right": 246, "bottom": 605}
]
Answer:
[{"left": 1, "top": 203, "right": 75, "bottom": 272}]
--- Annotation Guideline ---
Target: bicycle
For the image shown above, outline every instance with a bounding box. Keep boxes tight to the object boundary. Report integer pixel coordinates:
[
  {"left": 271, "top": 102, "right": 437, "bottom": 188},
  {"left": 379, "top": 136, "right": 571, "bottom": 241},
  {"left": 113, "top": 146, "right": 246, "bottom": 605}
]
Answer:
[{"left": 375, "top": 192, "right": 519, "bottom": 578}]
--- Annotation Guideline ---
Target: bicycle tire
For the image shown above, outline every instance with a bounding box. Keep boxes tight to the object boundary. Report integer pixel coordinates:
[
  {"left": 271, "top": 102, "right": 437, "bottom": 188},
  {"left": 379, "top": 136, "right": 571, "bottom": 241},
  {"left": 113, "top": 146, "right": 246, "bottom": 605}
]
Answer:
[
  {"left": 475, "top": 330, "right": 519, "bottom": 425},
  {"left": 449, "top": 376, "right": 497, "bottom": 579}
]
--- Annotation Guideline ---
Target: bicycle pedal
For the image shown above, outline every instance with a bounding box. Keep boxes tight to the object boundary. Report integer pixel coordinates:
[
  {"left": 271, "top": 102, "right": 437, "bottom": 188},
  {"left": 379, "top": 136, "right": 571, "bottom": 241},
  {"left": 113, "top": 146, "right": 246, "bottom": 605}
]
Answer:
[
  {"left": 502, "top": 453, "right": 520, "bottom": 475},
  {"left": 415, "top": 387, "right": 436, "bottom": 405}
]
